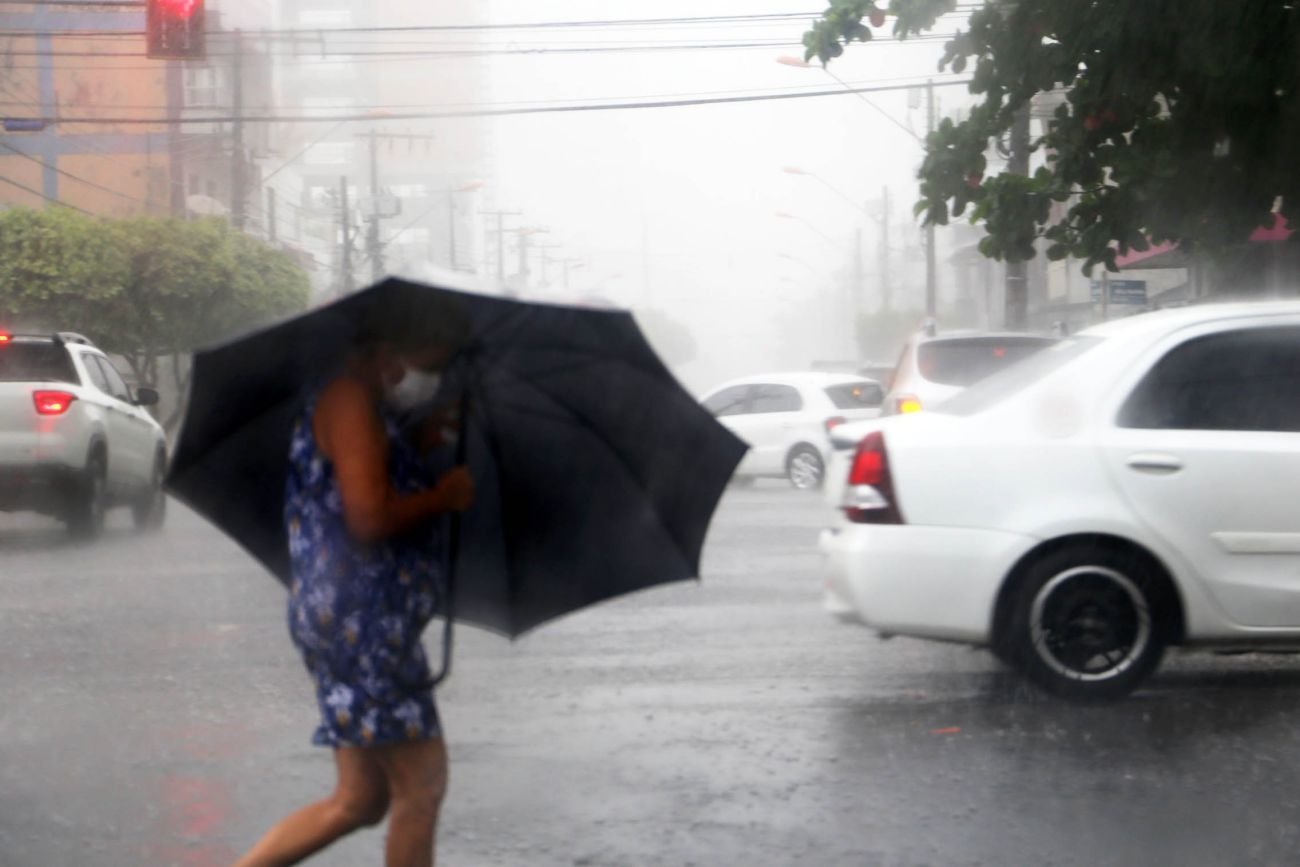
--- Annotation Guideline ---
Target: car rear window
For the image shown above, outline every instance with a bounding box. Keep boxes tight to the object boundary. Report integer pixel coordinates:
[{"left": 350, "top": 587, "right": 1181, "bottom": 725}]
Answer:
[
  {"left": 937, "top": 336, "right": 1105, "bottom": 415},
  {"left": 825, "top": 381, "right": 883, "bottom": 409},
  {"left": 917, "top": 336, "right": 1058, "bottom": 386},
  {"left": 0, "top": 341, "right": 77, "bottom": 383}
]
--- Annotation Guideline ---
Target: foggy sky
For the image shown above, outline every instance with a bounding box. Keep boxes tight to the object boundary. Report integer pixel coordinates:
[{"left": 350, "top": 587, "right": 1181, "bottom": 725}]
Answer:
[{"left": 481, "top": 0, "right": 975, "bottom": 391}]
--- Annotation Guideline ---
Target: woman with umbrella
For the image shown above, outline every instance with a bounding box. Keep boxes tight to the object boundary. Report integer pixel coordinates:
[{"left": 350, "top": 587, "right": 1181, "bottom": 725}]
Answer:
[{"left": 234, "top": 305, "right": 473, "bottom": 867}]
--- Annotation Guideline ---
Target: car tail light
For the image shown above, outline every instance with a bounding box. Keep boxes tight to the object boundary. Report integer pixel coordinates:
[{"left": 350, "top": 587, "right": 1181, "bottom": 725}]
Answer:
[
  {"left": 0, "top": 332, "right": 10, "bottom": 344},
  {"left": 824, "top": 415, "right": 847, "bottom": 434},
  {"left": 33, "top": 390, "right": 76, "bottom": 416},
  {"left": 895, "top": 394, "right": 922, "bottom": 414},
  {"left": 842, "top": 431, "right": 904, "bottom": 524}
]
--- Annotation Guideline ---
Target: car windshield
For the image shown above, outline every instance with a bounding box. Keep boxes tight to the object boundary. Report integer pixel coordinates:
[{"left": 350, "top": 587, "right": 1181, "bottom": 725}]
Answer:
[
  {"left": 824, "top": 381, "right": 880, "bottom": 409},
  {"left": 937, "top": 336, "right": 1106, "bottom": 415},
  {"left": 917, "top": 336, "right": 1058, "bottom": 386},
  {"left": 0, "top": 342, "right": 76, "bottom": 383}
]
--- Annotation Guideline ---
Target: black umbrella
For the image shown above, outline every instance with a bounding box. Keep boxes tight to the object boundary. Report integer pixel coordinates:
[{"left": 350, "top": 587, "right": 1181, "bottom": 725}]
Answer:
[{"left": 166, "top": 277, "right": 746, "bottom": 674}]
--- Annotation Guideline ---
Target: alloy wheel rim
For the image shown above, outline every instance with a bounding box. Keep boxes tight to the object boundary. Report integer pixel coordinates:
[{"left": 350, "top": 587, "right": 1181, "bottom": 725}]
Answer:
[
  {"left": 1029, "top": 565, "right": 1152, "bottom": 682},
  {"left": 790, "top": 453, "right": 822, "bottom": 489}
]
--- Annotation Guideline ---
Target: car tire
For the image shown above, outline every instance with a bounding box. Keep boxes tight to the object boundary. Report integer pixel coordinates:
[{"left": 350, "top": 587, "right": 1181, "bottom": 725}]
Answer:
[
  {"left": 66, "top": 450, "right": 107, "bottom": 540},
  {"left": 1005, "top": 545, "right": 1168, "bottom": 702},
  {"left": 132, "top": 451, "right": 167, "bottom": 532},
  {"left": 786, "top": 445, "right": 825, "bottom": 491}
]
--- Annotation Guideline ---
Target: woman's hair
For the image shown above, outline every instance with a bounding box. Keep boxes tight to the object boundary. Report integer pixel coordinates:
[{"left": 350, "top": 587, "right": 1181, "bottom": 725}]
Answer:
[{"left": 354, "top": 288, "right": 472, "bottom": 355}]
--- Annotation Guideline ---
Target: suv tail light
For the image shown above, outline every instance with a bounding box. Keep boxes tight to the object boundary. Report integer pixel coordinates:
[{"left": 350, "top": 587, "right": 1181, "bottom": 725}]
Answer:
[
  {"left": 33, "top": 390, "right": 76, "bottom": 416},
  {"left": 842, "top": 431, "right": 904, "bottom": 524},
  {"left": 824, "top": 415, "right": 847, "bottom": 435},
  {"left": 0, "top": 333, "right": 11, "bottom": 344}
]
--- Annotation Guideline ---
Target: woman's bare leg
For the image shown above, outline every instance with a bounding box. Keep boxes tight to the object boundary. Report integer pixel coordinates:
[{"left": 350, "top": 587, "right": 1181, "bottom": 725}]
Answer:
[
  {"left": 231, "top": 747, "right": 389, "bottom": 867},
  {"left": 374, "top": 738, "right": 449, "bottom": 867}
]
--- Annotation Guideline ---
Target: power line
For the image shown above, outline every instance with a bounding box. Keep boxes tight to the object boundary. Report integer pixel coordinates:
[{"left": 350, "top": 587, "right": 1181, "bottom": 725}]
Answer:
[
  {"left": 0, "top": 70, "right": 968, "bottom": 113},
  {"left": 0, "top": 11, "right": 826, "bottom": 36},
  {"left": 0, "top": 140, "right": 153, "bottom": 205},
  {"left": 0, "top": 173, "right": 94, "bottom": 213},
  {"left": 24, "top": 78, "right": 975, "bottom": 126},
  {"left": 0, "top": 31, "right": 963, "bottom": 65},
  {"left": 0, "top": 39, "right": 807, "bottom": 58},
  {"left": 0, "top": 40, "right": 963, "bottom": 67}
]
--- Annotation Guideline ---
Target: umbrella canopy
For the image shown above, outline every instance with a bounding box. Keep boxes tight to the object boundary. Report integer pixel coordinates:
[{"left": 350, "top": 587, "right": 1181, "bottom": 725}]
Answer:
[{"left": 166, "top": 277, "right": 747, "bottom": 638}]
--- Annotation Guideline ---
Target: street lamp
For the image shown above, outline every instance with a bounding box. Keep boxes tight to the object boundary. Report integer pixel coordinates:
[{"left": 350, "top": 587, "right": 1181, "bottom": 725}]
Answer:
[
  {"left": 775, "top": 210, "right": 840, "bottom": 248},
  {"left": 775, "top": 56, "right": 922, "bottom": 143},
  {"left": 783, "top": 165, "right": 876, "bottom": 221},
  {"left": 778, "top": 55, "right": 935, "bottom": 316}
]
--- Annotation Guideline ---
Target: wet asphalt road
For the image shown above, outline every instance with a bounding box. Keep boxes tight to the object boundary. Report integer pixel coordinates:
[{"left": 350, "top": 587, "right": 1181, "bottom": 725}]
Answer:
[{"left": 4, "top": 485, "right": 1300, "bottom": 866}]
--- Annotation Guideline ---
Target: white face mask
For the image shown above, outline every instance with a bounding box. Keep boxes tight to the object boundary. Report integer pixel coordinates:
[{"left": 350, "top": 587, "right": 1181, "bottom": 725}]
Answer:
[{"left": 384, "top": 365, "right": 443, "bottom": 411}]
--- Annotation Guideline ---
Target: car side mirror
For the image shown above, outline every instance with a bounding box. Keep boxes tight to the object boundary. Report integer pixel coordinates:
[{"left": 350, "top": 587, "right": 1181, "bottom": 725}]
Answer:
[{"left": 134, "top": 386, "right": 160, "bottom": 407}]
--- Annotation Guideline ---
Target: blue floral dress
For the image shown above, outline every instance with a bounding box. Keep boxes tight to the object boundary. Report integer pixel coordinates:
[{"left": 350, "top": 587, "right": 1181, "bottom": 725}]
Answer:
[{"left": 284, "top": 389, "right": 444, "bottom": 749}]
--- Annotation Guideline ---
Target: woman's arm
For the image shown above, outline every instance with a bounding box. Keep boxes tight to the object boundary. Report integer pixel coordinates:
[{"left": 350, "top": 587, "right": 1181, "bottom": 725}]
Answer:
[{"left": 313, "top": 377, "right": 473, "bottom": 544}]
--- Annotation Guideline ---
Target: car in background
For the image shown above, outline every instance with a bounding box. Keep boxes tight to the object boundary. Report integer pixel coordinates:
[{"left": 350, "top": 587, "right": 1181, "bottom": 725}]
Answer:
[
  {"left": 701, "top": 372, "right": 884, "bottom": 489},
  {"left": 820, "top": 302, "right": 1300, "bottom": 701},
  {"left": 0, "top": 331, "right": 167, "bottom": 537},
  {"left": 882, "top": 323, "right": 1057, "bottom": 416}
]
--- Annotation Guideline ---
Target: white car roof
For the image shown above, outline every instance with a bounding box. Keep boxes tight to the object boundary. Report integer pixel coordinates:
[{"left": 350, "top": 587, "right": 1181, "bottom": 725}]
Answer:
[
  {"left": 1082, "top": 300, "right": 1300, "bottom": 340},
  {"left": 705, "top": 371, "right": 881, "bottom": 393}
]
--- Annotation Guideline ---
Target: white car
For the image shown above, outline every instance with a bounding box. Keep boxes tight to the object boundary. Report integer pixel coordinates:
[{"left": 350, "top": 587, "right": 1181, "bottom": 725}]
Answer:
[
  {"left": 820, "top": 302, "right": 1300, "bottom": 701},
  {"left": 0, "top": 331, "right": 167, "bottom": 537},
  {"left": 702, "top": 372, "right": 884, "bottom": 489}
]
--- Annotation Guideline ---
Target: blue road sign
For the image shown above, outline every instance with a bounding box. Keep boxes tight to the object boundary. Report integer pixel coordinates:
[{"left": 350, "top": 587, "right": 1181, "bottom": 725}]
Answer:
[{"left": 1090, "top": 279, "right": 1147, "bottom": 304}]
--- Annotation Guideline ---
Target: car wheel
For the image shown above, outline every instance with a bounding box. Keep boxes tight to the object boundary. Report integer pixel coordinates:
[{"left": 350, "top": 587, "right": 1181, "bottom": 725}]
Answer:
[
  {"left": 786, "top": 445, "right": 825, "bottom": 490},
  {"left": 67, "top": 450, "right": 107, "bottom": 540},
  {"left": 132, "top": 451, "right": 167, "bottom": 532},
  {"left": 1006, "top": 546, "right": 1168, "bottom": 702}
]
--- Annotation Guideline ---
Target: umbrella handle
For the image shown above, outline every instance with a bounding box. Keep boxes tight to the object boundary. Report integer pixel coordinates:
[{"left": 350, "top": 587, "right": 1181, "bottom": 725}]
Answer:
[{"left": 430, "top": 391, "right": 470, "bottom": 687}]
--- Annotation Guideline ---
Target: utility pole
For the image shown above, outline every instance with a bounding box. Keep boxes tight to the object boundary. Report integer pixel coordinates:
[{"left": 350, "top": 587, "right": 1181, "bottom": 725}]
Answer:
[
  {"left": 924, "top": 78, "right": 937, "bottom": 317},
  {"left": 339, "top": 176, "right": 354, "bottom": 297},
  {"left": 879, "top": 185, "right": 891, "bottom": 312},
  {"left": 1005, "top": 104, "right": 1032, "bottom": 329},
  {"left": 353, "top": 130, "right": 435, "bottom": 282},
  {"left": 166, "top": 59, "right": 184, "bottom": 216},
  {"left": 535, "top": 242, "right": 563, "bottom": 288},
  {"left": 513, "top": 227, "right": 550, "bottom": 292},
  {"left": 447, "top": 187, "right": 458, "bottom": 271},
  {"left": 266, "top": 187, "right": 277, "bottom": 243},
  {"left": 366, "top": 129, "right": 383, "bottom": 282},
  {"left": 562, "top": 259, "right": 584, "bottom": 290},
  {"left": 480, "top": 209, "right": 522, "bottom": 288},
  {"left": 230, "top": 29, "right": 246, "bottom": 231},
  {"left": 853, "top": 227, "right": 865, "bottom": 315},
  {"left": 517, "top": 229, "right": 531, "bottom": 289}
]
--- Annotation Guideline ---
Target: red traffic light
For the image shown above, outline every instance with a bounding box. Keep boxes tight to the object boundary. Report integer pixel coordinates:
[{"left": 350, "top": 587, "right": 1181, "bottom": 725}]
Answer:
[
  {"left": 147, "top": 0, "right": 205, "bottom": 59},
  {"left": 157, "top": 0, "right": 201, "bottom": 16}
]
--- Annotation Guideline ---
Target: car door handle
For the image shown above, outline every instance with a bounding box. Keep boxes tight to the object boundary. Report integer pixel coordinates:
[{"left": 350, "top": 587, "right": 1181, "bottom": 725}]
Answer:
[{"left": 1126, "top": 453, "right": 1183, "bottom": 474}]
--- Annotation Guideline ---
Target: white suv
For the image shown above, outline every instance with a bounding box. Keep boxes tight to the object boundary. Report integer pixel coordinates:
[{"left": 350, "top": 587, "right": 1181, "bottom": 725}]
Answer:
[
  {"left": 0, "top": 331, "right": 167, "bottom": 537},
  {"left": 701, "top": 372, "right": 884, "bottom": 489}
]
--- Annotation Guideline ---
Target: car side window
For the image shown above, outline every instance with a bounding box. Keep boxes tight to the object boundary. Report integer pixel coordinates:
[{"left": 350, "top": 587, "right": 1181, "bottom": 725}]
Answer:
[
  {"left": 82, "top": 354, "right": 112, "bottom": 394},
  {"left": 704, "top": 385, "right": 751, "bottom": 417},
  {"left": 825, "top": 382, "right": 884, "bottom": 409},
  {"left": 750, "top": 384, "right": 802, "bottom": 414},
  {"left": 93, "top": 356, "right": 133, "bottom": 403},
  {"left": 1119, "top": 325, "right": 1300, "bottom": 432}
]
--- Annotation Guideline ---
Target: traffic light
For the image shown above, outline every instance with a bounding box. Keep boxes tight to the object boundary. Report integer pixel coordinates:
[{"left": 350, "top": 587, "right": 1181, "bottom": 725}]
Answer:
[{"left": 146, "top": 0, "right": 205, "bottom": 60}]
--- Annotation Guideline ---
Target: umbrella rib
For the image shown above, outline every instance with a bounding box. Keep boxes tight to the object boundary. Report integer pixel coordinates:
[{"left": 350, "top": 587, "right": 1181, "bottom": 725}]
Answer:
[{"left": 472, "top": 360, "right": 696, "bottom": 577}]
